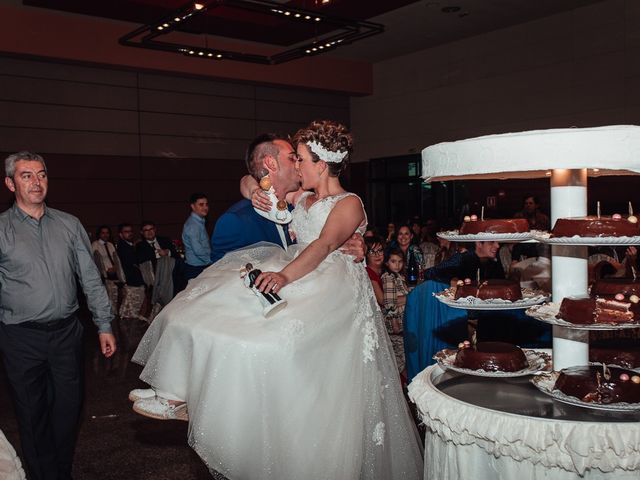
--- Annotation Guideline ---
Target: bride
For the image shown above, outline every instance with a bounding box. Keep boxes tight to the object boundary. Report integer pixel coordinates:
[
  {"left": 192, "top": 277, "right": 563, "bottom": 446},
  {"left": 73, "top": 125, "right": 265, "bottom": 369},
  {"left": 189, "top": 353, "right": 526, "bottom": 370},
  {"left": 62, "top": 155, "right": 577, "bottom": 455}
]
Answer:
[{"left": 132, "top": 120, "right": 423, "bottom": 479}]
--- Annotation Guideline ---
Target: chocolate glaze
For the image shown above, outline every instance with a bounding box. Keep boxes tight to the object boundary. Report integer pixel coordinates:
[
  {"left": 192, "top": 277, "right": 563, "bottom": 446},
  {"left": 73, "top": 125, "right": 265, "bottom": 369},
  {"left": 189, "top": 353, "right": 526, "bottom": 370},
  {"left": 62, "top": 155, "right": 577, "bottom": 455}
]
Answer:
[
  {"left": 459, "top": 218, "right": 530, "bottom": 235},
  {"left": 554, "top": 365, "right": 640, "bottom": 404},
  {"left": 454, "top": 341, "right": 528, "bottom": 372},
  {"left": 592, "top": 278, "right": 640, "bottom": 298},
  {"left": 551, "top": 216, "right": 640, "bottom": 238},
  {"left": 558, "top": 297, "right": 597, "bottom": 324},
  {"left": 558, "top": 296, "right": 639, "bottom": 324},
  {"left": 454, "top": 279, "right": 522, "bottom": 301},
  {"left": 590, "top": 339, "right": 640, "bottom": 369}
]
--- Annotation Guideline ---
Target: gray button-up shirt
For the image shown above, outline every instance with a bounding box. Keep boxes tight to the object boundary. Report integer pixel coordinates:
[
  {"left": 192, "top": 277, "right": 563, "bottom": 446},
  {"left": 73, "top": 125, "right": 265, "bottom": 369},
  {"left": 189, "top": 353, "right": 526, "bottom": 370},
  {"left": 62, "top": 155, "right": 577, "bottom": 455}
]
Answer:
[{"left": 0, "top": 204, "right": 113, "bottom": 333}]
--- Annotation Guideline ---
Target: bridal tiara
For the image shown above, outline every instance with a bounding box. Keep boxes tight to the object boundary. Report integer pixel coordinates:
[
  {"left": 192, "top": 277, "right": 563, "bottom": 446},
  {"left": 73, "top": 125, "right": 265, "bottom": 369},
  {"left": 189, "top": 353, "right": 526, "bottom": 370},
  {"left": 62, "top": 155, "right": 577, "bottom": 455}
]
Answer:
[{"left": 306, "top": 141, "right": 348, "bottom": 164}]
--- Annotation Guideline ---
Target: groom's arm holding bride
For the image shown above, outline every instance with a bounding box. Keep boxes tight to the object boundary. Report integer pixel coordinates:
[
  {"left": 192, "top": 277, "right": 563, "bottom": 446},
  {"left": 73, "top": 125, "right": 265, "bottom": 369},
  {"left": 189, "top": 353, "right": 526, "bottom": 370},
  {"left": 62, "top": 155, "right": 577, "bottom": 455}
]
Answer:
[
  {"left": 253, "top": 195, "right": 364, "bottom": 294},
  {"left": 240, "top": 174, "right": 365, "bottom": 262}
]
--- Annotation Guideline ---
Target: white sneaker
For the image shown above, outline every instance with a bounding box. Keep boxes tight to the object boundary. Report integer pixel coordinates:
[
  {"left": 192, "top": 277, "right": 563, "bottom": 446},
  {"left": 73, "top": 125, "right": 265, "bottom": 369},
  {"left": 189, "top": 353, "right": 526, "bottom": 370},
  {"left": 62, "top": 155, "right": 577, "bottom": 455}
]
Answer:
[
  {"left": 128, "top": 388, "right": 156, "bottom": 402},
  {"left": 133, "top": 397, "right": 189, "bottom": 422}
]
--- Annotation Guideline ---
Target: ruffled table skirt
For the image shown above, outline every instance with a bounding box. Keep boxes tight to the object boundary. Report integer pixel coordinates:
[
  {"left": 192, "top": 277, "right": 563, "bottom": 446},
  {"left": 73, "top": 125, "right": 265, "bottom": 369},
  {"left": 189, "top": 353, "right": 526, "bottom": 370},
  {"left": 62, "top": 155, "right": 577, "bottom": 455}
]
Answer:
[{"left": 409, "top": 366, "right": 640, "bottom": 479}]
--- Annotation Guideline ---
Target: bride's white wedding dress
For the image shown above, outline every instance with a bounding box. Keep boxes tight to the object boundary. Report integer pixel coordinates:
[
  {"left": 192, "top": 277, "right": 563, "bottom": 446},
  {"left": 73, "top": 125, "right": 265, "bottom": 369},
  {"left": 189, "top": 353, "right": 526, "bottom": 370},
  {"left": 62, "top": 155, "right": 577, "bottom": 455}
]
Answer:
[{"left": 132, "top": 192, "right": 423, "bottom": 480}]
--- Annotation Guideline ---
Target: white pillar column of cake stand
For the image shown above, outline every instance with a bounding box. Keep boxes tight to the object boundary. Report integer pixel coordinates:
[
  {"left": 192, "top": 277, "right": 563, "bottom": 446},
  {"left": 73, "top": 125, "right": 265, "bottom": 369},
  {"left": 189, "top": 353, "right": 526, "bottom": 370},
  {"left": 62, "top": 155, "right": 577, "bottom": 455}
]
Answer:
[{"left": 550, "top": 169, "right": 589, "bottom": 370}]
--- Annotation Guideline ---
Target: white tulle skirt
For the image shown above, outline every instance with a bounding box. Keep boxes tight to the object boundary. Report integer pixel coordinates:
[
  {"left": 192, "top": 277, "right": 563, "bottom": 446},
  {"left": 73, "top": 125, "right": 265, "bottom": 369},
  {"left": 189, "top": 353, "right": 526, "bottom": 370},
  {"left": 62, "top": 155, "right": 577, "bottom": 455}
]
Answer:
[{"left": 132, "top": 242, "right": 423, "bottom": 480}]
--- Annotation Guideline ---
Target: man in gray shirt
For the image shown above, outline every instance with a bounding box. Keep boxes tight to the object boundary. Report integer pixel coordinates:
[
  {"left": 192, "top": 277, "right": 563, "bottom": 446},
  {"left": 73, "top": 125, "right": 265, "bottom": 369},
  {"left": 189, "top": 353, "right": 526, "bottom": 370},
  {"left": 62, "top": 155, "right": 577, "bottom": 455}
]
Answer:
[{"left": 0, "top": 151, "right": 116, "bottom": 480}]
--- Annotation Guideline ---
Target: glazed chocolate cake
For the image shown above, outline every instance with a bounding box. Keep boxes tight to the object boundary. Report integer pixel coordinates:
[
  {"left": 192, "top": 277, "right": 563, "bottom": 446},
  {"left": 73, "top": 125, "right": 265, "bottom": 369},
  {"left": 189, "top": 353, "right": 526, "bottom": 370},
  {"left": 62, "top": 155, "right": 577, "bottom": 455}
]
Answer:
[
  {"left": 592, "top": 278, "right": 640, "bottom": 299},
  {"left": 554, "top": 365, "right": 640, "bottom": 404},
  {"left": 454, "top": 341, "right": 528, "bottom": 372},
  {"left": 551, "top": 216, "right": 640, "bottom": 238},
  {"left": 557, "top": 296, "right": 639, "bottom": 324},
  {"left": 459, "top": 218, "right": 529, "bottom": 235},
  {"left": 454, "top": 279, "right": 522, "bottom": 301},
  {"left": 590, "top": 339, "right": 640, "bottom": 369}
]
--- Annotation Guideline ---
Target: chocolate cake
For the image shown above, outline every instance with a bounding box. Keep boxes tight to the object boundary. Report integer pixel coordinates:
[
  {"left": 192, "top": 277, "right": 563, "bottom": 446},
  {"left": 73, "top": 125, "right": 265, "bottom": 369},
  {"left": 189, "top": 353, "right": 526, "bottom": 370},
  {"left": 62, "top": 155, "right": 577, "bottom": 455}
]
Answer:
[
  {"left": 590, "top": 339, "right": 640, "bottom": 369},
  {"left": 554, "top": 365, "right": 640, "bottom": 404},
  {"left": 454, "top": 341, "right": 528, "bottom": 372},
  {"left": 551, "top": 216, "right": 640, "bottom": 238},
  {"left": 454, "top": 279, "right": 522, "bottom": 301},
  {"left": 557, "top": 296, "right": 639, "bottom": 324},
  {"left": 459, "top": 218, "right": 529, "bottom": 235},
  {"left": 592, "top": 278, "right": 640, "bottom": 298}
]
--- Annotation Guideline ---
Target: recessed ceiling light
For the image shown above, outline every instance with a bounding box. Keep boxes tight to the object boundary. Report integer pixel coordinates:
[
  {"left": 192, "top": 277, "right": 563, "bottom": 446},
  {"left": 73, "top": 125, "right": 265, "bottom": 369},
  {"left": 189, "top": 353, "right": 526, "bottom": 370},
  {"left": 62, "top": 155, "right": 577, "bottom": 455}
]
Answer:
[{"left": 194, "top": 3, "right": 204, "bottom": 10}]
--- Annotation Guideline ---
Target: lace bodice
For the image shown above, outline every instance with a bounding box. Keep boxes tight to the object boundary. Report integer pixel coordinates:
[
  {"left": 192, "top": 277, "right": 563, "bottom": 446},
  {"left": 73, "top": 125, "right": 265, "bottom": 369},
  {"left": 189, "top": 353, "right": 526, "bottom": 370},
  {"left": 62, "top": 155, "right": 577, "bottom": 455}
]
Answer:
[{"left": 290, "top": 191, "right": 367, "bottom": 245}]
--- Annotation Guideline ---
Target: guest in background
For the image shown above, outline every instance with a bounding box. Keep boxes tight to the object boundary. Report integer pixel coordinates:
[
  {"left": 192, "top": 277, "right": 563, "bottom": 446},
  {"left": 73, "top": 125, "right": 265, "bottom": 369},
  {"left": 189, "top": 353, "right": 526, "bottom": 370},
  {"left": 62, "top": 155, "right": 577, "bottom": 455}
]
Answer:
[
  {"left": 392, "top": 224, "right": 425, "bottom": 284},
  {"left": 92, "top": 225, "right": 125, "bottom": 313},
  {"left": 410, "top": 219, "right": 422, "bottom": 245},
  {"left": 363, "top": 224, "right": 378, "bottom": 238},
  {"left": 433, "top": 234, "right": 464, "bottom": 267},
  {"left": 116, "top": 223, "right": 146, "bottom": 321},
  {"left": 364, "top": 235, "right": 384, "bottom": 306},
  {"left": 182, "top": 192, "right": 211, "bottom": 281},
  {"left": 385, "top": 222, "right": 396, "bottom": 244},
  {"left": 420, "top": 219, "right": 440, "bottom": 269},
  {"left": 136, "top": 221, "right": 181, "bottom": 320},
  {"left": 381, "top": 248, "right": 410, "bottom": 376},
  {"left": 514, "top": 194, "right": 550, "bottom": 231}
]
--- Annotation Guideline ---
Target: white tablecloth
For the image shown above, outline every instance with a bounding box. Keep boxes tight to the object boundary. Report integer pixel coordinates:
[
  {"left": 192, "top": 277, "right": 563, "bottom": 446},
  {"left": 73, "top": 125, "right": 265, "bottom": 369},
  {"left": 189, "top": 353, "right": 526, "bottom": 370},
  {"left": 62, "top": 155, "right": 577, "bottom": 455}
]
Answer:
[
  {"left": 0, "top": 430, "right": 25, "bottom": 480},
  {"left": 408, "top": 366, "right": 640, "bottom": 479}
]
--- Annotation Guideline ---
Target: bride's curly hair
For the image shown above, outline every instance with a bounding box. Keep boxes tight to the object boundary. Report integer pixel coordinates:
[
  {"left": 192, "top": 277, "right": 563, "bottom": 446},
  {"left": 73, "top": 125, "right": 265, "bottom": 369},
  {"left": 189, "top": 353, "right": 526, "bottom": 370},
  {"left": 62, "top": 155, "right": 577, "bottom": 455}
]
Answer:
[{"left": 292, "top": 120, "right": 353, "bottom": 177}]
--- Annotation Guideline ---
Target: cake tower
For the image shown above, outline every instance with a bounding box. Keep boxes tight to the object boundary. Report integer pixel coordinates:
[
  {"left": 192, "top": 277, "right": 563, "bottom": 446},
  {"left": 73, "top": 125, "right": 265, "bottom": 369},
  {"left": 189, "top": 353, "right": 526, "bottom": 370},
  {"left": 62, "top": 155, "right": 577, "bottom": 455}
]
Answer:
[{"left": 422, "top": 125, "right": 640, "bottom": 369}]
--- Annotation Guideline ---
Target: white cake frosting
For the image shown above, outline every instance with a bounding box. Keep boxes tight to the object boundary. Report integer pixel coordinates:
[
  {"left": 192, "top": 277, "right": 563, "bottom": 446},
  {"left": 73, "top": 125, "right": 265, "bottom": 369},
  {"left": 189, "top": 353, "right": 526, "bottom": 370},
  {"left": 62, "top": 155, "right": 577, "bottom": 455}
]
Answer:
[{"left": 422, "top": 125, "right": 640, "bottom": 182}]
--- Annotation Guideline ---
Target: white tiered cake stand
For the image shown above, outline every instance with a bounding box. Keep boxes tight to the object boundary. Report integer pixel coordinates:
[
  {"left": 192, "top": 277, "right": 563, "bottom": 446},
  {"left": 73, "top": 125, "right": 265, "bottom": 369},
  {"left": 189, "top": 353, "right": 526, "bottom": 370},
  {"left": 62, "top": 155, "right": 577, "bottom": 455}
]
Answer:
[
  {"left": 422, "top": 125, "right": 640, "bottom": 369},
  {"left": 408, "top": 125, "right": 640, "bottom": 480}
]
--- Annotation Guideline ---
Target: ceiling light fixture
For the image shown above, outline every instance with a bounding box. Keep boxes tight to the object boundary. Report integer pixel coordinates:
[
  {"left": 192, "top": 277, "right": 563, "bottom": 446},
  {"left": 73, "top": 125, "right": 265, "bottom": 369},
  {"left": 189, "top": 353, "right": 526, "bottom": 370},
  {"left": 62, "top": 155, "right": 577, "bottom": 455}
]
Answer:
[{"left": 119, "top": 0, "right": 384, "bottom": 65}]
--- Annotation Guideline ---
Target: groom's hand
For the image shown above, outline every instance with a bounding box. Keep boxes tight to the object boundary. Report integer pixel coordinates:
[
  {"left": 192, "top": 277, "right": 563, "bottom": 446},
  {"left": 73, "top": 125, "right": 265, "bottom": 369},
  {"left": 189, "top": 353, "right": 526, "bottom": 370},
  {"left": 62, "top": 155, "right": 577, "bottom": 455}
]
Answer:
[{"left": 339, "top": 234, "right": 365, "bottom": 263}]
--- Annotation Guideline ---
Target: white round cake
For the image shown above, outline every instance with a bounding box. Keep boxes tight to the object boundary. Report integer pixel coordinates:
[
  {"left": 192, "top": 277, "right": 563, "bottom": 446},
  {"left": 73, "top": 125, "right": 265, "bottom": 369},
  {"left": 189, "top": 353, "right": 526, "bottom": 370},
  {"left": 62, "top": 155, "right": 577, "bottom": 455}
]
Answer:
[{"left": 421, "top": 125, "right": 640, "bottom": 182}]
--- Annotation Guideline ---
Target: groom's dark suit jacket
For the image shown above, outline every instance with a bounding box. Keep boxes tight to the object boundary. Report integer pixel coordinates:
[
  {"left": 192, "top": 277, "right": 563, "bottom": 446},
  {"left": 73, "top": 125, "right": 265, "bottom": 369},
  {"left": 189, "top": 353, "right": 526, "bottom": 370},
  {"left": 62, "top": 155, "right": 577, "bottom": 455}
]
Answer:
[{"left": 210, "top": 199, "right": 293, "bottom": 264}]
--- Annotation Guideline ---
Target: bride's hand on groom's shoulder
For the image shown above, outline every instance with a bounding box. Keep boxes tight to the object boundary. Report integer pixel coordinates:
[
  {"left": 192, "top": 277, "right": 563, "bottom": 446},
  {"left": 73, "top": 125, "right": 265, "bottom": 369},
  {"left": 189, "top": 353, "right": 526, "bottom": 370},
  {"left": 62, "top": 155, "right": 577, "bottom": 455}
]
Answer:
[
  {"left": 251, "top": 188, "right": 272, "bottom": 212},
  {"left": 254, "top": 271, "right": 287, "bottom": 294}
]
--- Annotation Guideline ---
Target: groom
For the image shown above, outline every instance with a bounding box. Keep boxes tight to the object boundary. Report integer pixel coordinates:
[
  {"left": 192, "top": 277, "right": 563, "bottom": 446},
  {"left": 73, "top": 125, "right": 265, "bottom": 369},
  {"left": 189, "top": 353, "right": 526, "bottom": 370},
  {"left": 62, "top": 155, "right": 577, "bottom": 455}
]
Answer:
[
  {"left": 210, "top": 133, "right": 301, "bottom": 263},
  {"left": 131, "top": 133, "right": 364, "bottom": 419}
]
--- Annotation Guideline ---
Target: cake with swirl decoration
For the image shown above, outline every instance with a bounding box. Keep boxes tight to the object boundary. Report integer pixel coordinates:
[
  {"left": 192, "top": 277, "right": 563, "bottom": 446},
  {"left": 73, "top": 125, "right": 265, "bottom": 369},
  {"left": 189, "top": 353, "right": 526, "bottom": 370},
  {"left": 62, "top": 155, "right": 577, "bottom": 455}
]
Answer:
[
  {"left": 551, "top": 201, "right": 639, "bottom": 238},
  {"left": 454, "top": 340, "right": 528, "bottom": 372},
  {"left": 554, "top": 364, "right": 640, "bottom": 404}
]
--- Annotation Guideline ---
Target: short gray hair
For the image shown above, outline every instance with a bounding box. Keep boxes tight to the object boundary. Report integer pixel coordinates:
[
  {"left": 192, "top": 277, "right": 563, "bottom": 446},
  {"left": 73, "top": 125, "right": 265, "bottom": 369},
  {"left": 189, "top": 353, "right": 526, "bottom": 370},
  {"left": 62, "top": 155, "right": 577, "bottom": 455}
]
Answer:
[{"left": 5, "top": 151, "right": 47, "bottom": 178}]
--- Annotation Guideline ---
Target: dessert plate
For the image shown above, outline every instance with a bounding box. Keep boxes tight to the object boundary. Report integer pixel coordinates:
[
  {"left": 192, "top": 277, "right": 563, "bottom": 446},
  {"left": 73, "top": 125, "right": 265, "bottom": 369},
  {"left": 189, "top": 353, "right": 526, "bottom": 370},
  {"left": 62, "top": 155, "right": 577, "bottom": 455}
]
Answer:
[
  {"left": 526, "top": 303, "right": 640, "bottom": 330},
  {"left": 435, "top": 288, "right": 549, "bottom": 310},
  {"left": 437, "top": 230, "right": 536, "bottom": 242},
  {"left": 533, "top": 232, "right": 640, "bottom": 246},
  {"left": 531, "top": 371, "right": 640, "bottom": 412},
  {"left": 433, "top": 348, "right": 551, "bottom": 377}
]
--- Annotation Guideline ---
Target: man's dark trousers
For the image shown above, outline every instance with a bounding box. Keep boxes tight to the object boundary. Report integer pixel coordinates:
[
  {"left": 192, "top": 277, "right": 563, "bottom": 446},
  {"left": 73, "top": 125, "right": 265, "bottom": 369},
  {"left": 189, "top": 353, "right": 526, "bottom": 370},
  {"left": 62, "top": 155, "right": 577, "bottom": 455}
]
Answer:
[{"left": 0, "top": 315, "right": 84, "bottom": 480}]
